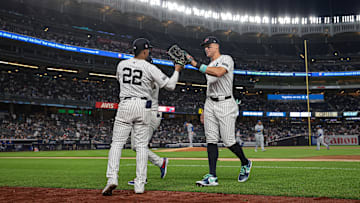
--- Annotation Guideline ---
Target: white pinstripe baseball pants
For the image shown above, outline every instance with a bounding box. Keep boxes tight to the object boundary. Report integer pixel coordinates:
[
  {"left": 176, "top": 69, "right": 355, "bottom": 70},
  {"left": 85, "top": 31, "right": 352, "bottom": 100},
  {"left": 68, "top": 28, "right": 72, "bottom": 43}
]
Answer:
[
  {"left": 106, "top": 99, "right": 151, "bottom": 192},
  {"left": 204, "top": 98, "right": 238, "bottom": 147},
  {"left": 130, "top": 111, "right": 163, "bottom": 167}
]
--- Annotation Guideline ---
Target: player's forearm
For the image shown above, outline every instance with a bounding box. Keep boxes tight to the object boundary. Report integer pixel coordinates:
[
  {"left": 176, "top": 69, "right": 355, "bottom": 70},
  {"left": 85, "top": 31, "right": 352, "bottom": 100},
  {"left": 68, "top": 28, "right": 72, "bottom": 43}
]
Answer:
[
  {"left": 192, "top": 60, "right": 226, "bottom": 77},
  {"left": 164, "top": 70, "right": 179, "bottom": 91}
]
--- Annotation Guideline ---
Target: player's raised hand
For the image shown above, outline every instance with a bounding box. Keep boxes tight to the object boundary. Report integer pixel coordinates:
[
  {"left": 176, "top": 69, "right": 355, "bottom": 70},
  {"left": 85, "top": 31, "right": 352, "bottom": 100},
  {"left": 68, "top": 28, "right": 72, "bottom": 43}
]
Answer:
[
  {"left": 174, "top": 63, "right": 184, "bottom": 72},
  {"left": 185, "top": 53, "right": 197, "bottom": 67}
]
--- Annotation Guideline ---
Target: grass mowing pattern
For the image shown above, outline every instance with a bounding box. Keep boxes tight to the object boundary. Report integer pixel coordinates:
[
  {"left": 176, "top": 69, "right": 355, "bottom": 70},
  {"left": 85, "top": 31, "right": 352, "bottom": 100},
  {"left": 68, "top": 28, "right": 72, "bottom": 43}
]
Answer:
[
  {"left": 0, "top": 146, "right": 359, "bottom": 158},
  {"left": 0, "top": 146, "right": 359, "bottom": 199},
  {"left": 0, "top": 159, "right": 359, "bottom": 199}
]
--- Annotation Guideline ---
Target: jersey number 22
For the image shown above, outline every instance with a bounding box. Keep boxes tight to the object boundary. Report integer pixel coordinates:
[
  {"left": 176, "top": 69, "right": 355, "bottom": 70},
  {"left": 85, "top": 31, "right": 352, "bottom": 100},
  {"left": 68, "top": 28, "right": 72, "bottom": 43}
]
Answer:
[{"left": 123, "top": 68, "right": 143, "bottom": 86}]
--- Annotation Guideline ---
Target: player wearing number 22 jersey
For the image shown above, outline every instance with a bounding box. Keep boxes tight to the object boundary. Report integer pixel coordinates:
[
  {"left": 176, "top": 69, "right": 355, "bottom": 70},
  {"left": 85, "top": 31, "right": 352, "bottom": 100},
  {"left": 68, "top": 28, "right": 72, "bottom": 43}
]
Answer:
[{"left": 102, "top": 38, "right": 183, "bottom": 195}]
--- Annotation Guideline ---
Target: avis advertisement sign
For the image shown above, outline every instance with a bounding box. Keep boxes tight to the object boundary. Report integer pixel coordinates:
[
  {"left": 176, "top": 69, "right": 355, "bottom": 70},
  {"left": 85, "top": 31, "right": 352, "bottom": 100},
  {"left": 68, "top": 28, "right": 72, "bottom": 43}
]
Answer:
[
  {"left": 312, "top": 135, "right": 359, "bottom": 145},
  {"left": 95, "top": 102, "right": 118, "bottom": 109},
  {"left": 95, "top": 102, "right": 175, "bottom": 112}
]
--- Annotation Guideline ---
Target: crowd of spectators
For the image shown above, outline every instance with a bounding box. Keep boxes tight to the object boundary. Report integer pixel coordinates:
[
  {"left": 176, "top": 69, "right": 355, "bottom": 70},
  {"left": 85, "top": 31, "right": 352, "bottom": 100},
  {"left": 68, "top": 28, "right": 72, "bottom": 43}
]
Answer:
[
  {"left": 236, "top": 120, "right": 360, "bottom": 143},
  {"left": 327, "top": 94, "right": 360, "bottom": 111},
  {"left": 0, "top": 113, "right": 112, "bottom": 144},
  {"left": 1, "top": 4, "right": 360, "bottom": 151},
  {"left": 2, "top": 70, "right": 360, "bottom": 113},
  {"left": 152, "top": 119, "right": 205, "bottom": 146},
  {"left": 0, "top": 70, "right": 119, "bottom": 103},
  {"left": 1, "top": 8, "right": 359, "bottom": 72},
  {"left": 1, "top": 112, "right": 359, "bottom": 151},
  {"left": 0, "top": 113, "right": 205, "bottom": 147}
]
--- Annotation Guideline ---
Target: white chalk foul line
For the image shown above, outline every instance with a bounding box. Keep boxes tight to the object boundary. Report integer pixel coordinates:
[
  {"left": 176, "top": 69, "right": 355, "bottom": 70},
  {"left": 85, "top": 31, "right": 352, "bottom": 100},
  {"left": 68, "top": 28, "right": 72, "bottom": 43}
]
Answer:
[{"left": 122, "top": 164, "right": 360, "bottom": 171}]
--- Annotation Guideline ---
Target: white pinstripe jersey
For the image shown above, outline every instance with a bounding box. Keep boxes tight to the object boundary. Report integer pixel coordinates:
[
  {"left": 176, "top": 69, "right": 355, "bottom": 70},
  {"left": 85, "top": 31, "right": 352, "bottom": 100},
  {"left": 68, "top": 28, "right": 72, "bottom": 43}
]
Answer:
[
  {"left": 206, "top": 55, "right": 234, "bottom": 97},
  {"left": 151, "top": 83, "right": 160, "bottom": 112},
  {"left": 116, "top": 58, "right": 169, "bottom": 100}
]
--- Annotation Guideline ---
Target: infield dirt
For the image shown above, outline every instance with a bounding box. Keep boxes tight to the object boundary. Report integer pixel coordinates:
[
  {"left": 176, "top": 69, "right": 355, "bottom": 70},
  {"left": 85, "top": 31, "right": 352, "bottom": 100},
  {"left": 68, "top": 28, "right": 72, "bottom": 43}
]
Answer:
[{"left": 1, "top": 187, "right": 358, "bottom": 203}]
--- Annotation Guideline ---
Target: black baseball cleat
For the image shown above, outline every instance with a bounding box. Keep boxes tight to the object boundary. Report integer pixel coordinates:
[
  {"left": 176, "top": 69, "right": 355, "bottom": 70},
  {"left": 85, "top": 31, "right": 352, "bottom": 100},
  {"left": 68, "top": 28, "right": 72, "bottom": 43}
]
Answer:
[{"left": 102, "top": 184, "right": 117, "bottom": 196}]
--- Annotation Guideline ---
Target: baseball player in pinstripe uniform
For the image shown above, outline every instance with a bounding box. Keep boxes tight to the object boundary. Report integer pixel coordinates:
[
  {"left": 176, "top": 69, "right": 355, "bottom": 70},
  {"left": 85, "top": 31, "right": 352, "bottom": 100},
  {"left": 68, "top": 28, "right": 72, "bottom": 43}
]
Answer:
[
  {"left": 102, "top": 38, "right": 183, "bottom": 195},
  {"left": 127, "top": 83, "right": 168, "bottom": 186},
  {"left": 187, "top": 36, "right": 252, "bottom": 187}
]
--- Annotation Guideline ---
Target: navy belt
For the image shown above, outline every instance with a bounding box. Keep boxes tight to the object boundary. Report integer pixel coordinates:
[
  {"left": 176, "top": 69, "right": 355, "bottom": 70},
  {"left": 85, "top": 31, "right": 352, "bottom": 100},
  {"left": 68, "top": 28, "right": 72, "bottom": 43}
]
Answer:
[
  {"left": 210, "top": 96, "right": 231, "bottom": 102},
  {"left": 124, "top": 97, "right": 148, "bottom": 100}
]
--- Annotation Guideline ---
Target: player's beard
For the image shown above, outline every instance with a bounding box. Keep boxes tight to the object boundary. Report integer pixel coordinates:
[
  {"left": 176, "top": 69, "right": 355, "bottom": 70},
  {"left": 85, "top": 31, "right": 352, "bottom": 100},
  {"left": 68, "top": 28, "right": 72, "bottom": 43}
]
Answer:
[{"left": 146, "top": 50, "right": 153, "bottom": 64}]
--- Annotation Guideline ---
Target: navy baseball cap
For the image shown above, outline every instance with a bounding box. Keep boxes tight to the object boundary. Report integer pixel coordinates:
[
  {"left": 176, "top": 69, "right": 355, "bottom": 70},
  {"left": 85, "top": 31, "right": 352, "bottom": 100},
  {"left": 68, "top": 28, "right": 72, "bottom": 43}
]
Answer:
[
  {"left": 201, "top": 36, "right": 220, "bottom": 46},
  {"left": 133, "top": 38, "right": 153, "bottom": 56},
  {"left": 316, "top": 125, "right": 321, "bottom": 128}
]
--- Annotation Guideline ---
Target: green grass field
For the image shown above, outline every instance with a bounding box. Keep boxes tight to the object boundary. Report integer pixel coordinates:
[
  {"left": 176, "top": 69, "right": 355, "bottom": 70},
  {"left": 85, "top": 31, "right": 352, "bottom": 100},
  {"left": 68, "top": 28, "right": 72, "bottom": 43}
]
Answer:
[{"left": 0, "top": 146, "right": 359, "bottom": 199}]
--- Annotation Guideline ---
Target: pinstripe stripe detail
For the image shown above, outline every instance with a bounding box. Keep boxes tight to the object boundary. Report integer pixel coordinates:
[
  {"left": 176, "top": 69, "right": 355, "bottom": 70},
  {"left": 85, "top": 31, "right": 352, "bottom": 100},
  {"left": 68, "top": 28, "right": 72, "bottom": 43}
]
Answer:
[
  {"left": 205, "top": 98, "right": 238, "bottom": 147},
  {"left": 206, "top": 55, "right": 234, "bottom": 97},
  {"left": 106, "top": 99, "right": 151, "bottom": 190},
  {"left": 131, "top": 111, "right": 163, "bottom": 167}
]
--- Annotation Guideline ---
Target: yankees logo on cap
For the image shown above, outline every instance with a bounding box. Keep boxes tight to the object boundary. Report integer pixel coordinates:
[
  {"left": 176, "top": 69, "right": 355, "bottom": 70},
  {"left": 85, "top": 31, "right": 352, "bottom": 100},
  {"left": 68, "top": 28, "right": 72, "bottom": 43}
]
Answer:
[
  {"left": 201, "top": 36, "right": 220, "bottom": 46},
  {"left": 133, "top": 38, "right": 153, "bottom": 56}
]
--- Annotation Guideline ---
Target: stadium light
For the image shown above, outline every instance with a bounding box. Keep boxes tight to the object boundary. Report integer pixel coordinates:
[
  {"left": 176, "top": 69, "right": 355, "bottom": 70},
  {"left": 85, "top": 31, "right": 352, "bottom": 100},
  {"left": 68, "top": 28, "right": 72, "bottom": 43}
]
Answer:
[
  {"left": 291, "top": 17, "right": 299, "bottom": 24},
  {"left": 255, "top": 16, "right": 261, "bottom": 24},
  {"left": 324, "top": 17, "right": 331, "bottom": 24},
  {"left": 233, "top": 14, "right": 240, "bottom": 21},
  {"left": 241, "top": 15, "right": 249, "bottom": 23},
  {"left": 0, "top": 60, "right": 39, "bottom": 69},
  {"left": 262, "top": 16, "right": 269, "bottom": 24},
  {"left": 47, "top": 67, "right": 78, "bottom": 73},
  {"left": 192, "top": 84, "right": 207, "bottom": 87},
  {"left": 149, "top": 0, "right": 160, "bottom": 6},
  {"left": 130, "top": 0, "right": 360, "bottom": 25},
  {"left": 89, "top": 72, "right": 116, "bottom": 78},
  {"left": 271, "top": 17, "right": 277, "bottom": 24},
  {"left": 301, "top": 17, "right": 308, "bottom": 24}
]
